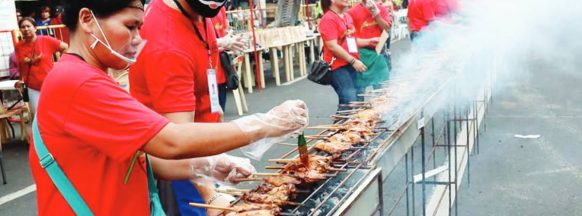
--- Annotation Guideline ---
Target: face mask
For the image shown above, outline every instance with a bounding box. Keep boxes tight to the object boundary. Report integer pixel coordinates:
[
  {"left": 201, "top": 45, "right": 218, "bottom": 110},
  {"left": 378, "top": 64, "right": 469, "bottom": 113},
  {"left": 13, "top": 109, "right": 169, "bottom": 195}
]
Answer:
[
  {"left": 89, "top": 10, "right": 145, "bottom": 68},
  {"left": 185, "top": 0, "right": 226, "bottom": 17}
]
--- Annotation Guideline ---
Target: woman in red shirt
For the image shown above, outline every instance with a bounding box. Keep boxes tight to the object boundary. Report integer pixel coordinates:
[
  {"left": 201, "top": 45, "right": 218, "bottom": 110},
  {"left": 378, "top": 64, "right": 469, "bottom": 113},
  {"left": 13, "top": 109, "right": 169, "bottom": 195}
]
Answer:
[
  {"left": 15, "top": 17, "right": 68, "bottom": 112},
  {"left": 29, "top": 1, "right": 308, "bottom": 215},
  {"left": 319, "top": 0, "right": 376, "bottom": 110}
]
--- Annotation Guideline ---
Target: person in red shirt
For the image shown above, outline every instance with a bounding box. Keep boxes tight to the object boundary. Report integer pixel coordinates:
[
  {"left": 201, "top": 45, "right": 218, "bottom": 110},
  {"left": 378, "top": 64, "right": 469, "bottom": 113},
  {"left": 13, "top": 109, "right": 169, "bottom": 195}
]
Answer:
[
  {"left": 319, "top": 0, "right": 378, "bottom": 110},
  {"left": 407, "top": 0, "right": 436, "bottom": 41},
  {"left": 30, "top": 1, "right": 308, "bottom": 215},
  {"left": 347, "top": 0, "right": 390, "bottom": 92},
  {"left": 15, "top": 17, "right": 68, "bottom": 112},
  {"left": 212, "top": 7, "right": 247, "bottom": 112},
  {"left": 433, "top": 0, "right": 459, "bottom": 19},
  {"left": 50, "top": 6, "right": 71, "bottom": 44},
  {"left": 129, "top": 0, "right": 252, "bottom": 215}
]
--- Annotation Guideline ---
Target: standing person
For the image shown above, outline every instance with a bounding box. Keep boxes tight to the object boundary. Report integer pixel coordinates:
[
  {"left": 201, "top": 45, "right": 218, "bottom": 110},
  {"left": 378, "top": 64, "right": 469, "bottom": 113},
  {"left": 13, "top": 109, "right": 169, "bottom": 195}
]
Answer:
[
  {"left": 30, "top": 1, "right": 308, "bottom": 215},
  {"left": 407, "top": 0, "right": 436, "bottom": 41},
  {"left": 51, "top": 6, "right": 70, "bottom": 44},
  {"left": 212, "top": 6, "right": 248, "bottom": 112},
  {"left": 319, "top": 0, "right": 368, "bottom": 110},
  {"left": 347, "top": 0, "right": 390, "bottom": 93},
  {"left": 129, "top": 0, "right": 250, "bottom": 215},
  {"left": 35, "top": 6, "right": 53, "bottom": 36},
  {"left": 15, "top": 17, "right": 68, "bottom": 112},
  {"left": 16, "top": 8, "right": 23, "bottom": 22}
]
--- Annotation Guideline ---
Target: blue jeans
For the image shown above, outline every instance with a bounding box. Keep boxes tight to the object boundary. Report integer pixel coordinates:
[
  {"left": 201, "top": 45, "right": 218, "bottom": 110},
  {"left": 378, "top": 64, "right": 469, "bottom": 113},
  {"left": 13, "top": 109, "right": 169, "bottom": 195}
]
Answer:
[{"left": 330, "top": 65, "right": 359, "bottom": 110}]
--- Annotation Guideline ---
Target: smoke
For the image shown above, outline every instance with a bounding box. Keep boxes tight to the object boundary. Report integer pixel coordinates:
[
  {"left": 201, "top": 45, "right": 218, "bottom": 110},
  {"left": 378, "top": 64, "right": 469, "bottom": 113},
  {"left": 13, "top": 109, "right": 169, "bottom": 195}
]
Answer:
[{"left": 390, "top": 0, "right": 582, "bottom": 107}]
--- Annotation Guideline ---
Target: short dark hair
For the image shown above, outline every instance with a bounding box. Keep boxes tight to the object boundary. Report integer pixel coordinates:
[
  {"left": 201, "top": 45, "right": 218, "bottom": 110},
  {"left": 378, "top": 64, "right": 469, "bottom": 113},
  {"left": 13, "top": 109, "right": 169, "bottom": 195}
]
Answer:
[
  {"left": 321, "top": 0, "right": 331, "bottom": 13},
  {"left": 40, "top": 6, "right": 51, "bottom": 12},
  {"left": 62, "top": 0, "right": 145, "bottom": 31},
  {"left": 18, "top": 17, "right": 36, "bottom": 28}
]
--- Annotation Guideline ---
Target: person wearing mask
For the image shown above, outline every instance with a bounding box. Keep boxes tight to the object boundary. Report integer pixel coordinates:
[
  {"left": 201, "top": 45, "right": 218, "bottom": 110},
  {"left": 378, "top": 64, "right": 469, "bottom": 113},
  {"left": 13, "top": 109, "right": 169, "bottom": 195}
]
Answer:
[
  {"left": 347, "top": 0, "right": 390, "bottom": 94},
  {"left": 128, "top": 0, "right": 260, "bottom": 215},
  {"left": 318, "top": 0, "right": 372, "bottom": 110},
  {"left": 407, "top": 0, "right": 436, "bottom": 41},
  {"left": 14, "top": 17, "right": 68, "bottom": 112},
  {"left": 30, "top": 0, "right": 308, "bottom": 215},
  {"left": 35, "top": 6, "right": 53, "bottom": 36}
]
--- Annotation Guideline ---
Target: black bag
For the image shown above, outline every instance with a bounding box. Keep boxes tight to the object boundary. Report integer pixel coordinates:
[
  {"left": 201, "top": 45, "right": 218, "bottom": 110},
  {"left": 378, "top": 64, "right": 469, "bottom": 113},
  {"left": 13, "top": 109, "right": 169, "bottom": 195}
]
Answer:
[
  {"left": 308, "top": 49, "right": 335, "bottom": 86},
  {"left": 219, "top": 51, "right": 239, "bottom": 90},
  {"left": 308, "top": 60, "right": 332, "bottom": 85}
]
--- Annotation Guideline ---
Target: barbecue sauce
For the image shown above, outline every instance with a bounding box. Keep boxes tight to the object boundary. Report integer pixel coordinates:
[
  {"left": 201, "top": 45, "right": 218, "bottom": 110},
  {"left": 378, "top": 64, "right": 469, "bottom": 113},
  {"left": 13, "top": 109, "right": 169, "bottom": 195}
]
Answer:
[{"left": 298, "top": 133, "right": 309, "bottom": 166}]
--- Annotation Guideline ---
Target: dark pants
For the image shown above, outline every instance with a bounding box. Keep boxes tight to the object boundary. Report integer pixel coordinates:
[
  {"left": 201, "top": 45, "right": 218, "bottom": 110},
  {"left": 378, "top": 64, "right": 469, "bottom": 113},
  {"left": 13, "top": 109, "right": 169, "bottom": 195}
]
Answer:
[
  {"left": 410, "top": 31, "right": 421, "bottom": 42},
  {"left": 218, "top": 83, "right": 228, "bottom": 112},
  {"left": 330, "top": 65, "right": 359, "bottom": 110}
]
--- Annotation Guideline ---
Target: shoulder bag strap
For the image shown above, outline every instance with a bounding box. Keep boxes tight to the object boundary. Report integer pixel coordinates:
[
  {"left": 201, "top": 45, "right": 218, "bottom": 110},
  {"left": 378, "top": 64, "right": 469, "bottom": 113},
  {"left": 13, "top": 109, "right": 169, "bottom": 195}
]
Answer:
[
  {"left": 32, "top": 118, "right": 94, "bottom": 216},
  {"left": 145, "top": 155, "right": 167, "bottom": 216}
]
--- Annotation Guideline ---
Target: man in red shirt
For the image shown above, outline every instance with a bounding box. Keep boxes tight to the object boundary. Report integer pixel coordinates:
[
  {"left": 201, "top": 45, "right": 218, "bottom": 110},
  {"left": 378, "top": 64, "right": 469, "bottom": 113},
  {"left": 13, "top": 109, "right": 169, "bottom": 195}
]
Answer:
[
  {"left": 407, "top": 0, "right": 436, "bottom": 41},
  {"left": 129, "top": 0, "right": 251, "bottom": 215}
]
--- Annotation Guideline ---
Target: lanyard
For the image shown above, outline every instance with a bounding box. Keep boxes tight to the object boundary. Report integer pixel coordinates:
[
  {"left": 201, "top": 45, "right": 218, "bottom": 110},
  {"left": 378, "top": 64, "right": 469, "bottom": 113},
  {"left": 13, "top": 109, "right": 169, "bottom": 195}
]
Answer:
[
  {"left": 173, "top": 0, "right": 215, "bottom": 69},
  {"left": 330, "top": 9, "right": 349, "bottom": 29}
]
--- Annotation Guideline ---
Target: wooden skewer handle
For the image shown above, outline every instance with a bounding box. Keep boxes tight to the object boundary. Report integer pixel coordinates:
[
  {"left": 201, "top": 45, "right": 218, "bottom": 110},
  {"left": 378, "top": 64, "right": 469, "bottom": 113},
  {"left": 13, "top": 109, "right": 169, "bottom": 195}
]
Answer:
[
  {"left": 188, "top": 202, "right": 237, "bottom": 211},
  {"left": 265, "top": 166, "right": 286, "bottom": 169},
  {"left": 252, "top": 172, "right": 281, "bottom": 176}
]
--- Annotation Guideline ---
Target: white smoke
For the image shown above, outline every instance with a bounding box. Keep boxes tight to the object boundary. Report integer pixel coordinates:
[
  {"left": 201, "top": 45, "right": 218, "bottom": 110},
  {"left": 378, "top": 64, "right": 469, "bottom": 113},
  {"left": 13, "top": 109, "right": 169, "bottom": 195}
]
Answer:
[{"left": 391, "top": 0, "right": 582, "bottom": 106}]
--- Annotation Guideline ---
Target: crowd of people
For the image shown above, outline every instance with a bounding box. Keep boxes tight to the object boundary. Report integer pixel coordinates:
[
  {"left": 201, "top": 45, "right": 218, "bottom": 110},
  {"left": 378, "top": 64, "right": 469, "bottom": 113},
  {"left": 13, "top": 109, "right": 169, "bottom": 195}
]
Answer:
[{"left": 2, "top": 0, "right": 458, "bottom": 215}]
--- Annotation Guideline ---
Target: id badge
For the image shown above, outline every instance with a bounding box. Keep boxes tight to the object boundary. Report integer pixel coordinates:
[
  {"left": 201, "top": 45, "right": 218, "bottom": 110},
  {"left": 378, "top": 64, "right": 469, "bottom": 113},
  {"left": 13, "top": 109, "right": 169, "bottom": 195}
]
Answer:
[
  {"left": 346, "top": 37, "right": 358, "bottom": 53},
  {"left": 207, "top": 69, "right": 222, "bottom": 114}
]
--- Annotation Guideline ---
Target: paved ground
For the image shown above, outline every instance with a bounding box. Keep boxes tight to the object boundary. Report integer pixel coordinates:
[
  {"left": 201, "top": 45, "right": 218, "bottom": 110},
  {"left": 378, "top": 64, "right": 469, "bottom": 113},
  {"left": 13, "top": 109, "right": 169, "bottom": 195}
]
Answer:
[{"left": 456, "top": 57, "right": 582, "bottom": 215}]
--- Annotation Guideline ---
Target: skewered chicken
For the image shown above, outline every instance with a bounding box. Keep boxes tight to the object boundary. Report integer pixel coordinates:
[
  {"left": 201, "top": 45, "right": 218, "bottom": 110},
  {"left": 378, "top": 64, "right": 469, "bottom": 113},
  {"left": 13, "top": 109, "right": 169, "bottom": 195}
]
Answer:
[
  {"left": 242, "top": 188, "right": 291, "bottom": 205},
  {"left": 314, "top": 140, "right": 351, "bottom": 155},
  {"left": 281, "top": 155, "right": 333, "bottom": 183},
  {"left": 263, "top": 175, "right": 301, "bottom": 187}
]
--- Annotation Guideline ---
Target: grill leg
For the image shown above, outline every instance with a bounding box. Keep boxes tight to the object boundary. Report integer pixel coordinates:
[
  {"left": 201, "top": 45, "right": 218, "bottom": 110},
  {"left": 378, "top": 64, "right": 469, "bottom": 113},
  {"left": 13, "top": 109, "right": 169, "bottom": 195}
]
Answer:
[{"left": 0, "top": 152, "right": 6, "bottom": 184}]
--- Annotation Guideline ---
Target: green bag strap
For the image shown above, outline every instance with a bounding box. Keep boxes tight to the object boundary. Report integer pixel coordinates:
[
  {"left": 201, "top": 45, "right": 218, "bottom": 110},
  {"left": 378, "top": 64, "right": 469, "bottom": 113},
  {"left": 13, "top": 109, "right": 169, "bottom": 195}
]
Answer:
[
  {"left": 32, "top": 118, "right": 94, "bottom": 216},
  {"left": 145, "top": 155, "right": 166, "bottom": 216}
]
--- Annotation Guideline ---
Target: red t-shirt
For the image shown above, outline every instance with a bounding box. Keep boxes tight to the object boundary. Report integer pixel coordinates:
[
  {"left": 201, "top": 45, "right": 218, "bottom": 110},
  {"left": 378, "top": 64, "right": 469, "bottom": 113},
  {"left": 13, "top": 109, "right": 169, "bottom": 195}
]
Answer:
[
  {"left": 15, "top": 36, "right": 61, "bottom": 90},
  {"left": 212, "top": 7, "right": 229, "bottom": 37},
  {"left": 434, "top": 0, "right": 459, "bottom": 18},
  {"left": 407, "top": 0, "right": 436, "bottom": 32},
  {"left": 211, "top": 7, "right": 229, "bottom": 85},
  {"left": 347, "top": 3, "right": 391, "bottom": 46},
  {"left": 130, "top": 0, "right": 222, "bottom": 122},
  {"left": 318, "top": 11, "right": 360, "bottom": 70},
  {"left": 29, "top": 54, "right": 170, "bottom": 215},
  {"left": 50, "top": 15, "right": 70, "bottom": 44}
]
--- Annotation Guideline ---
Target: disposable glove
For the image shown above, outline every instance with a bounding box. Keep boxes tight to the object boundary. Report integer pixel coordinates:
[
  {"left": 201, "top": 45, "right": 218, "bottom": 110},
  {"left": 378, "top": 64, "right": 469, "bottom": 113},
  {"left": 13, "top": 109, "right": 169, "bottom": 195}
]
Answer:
[
  {"left": 233, "top": 100, "right": 309, "bottom": 160},
  {"left": 191, "top": 154, "right": 256, "bottom": 184},
  {"left": 365, "top": 0, "right": 380, "bottom": 17}
]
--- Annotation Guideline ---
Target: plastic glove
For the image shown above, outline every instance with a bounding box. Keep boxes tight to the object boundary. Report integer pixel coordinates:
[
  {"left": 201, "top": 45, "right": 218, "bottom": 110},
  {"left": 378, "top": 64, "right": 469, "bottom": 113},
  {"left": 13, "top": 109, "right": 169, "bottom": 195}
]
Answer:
[
  {"left": 233, "top": 100, "right": 309, "bottom": 138},
  {"left": 191, "top": 154, "right": 256, "bottom": 184},
  {"left": 218, "top": 32, "right": 248, "bottom": 53},
  {"left": 233, "top": 100, "right": 308, "bottom": 160},
  {"left": 365, "top": 0, "right": 380, "bottom": 17}
]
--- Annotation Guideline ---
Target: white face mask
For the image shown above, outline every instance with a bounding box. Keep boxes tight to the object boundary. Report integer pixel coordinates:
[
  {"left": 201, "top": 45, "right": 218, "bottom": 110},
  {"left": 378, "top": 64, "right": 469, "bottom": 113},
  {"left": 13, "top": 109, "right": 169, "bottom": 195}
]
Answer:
[{"left": 89, "top": 10, "right": 145, "bottom": 68}]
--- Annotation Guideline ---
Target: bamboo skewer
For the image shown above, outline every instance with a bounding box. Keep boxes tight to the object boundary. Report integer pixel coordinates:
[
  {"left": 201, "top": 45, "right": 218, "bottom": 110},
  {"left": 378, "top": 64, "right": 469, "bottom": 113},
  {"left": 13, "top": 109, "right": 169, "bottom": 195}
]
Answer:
[
  {"left": 230, "top": 177, "right": 263, "bottom": 182},
  {"left": 268, "top": 158, "right": 296, "bottom": 163},
  {"left": 252, "top": 172, "right": 282, "bottom": 176},
  {"left": 277, "top": 142, "right": 313, "bottom": 147},
  {"left": 305, "top": 135, "right": 329, "bottom": 140},
  {"left": 265, "top": 165, "right": 286, "bottom": 169},
  {"left": 189, "top": 202, "right": 237, "bottom": 211}
]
